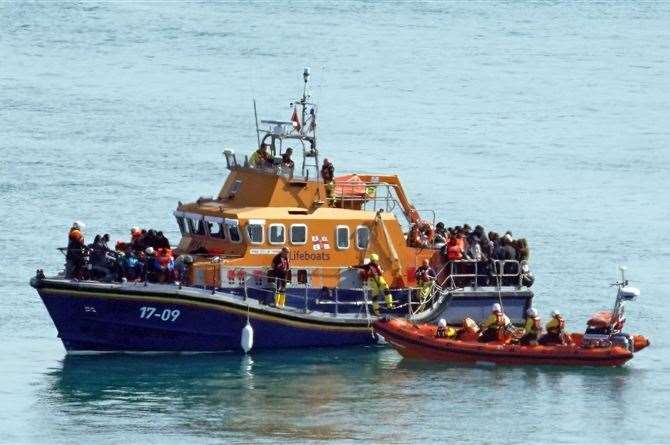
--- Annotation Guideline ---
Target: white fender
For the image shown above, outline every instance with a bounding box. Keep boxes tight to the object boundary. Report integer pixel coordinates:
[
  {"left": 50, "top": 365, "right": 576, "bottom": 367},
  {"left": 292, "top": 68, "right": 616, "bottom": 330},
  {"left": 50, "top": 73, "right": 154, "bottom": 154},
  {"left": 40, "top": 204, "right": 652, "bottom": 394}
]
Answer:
[{"left": 241, "top": 321, "right": 254, "bottom": 353}]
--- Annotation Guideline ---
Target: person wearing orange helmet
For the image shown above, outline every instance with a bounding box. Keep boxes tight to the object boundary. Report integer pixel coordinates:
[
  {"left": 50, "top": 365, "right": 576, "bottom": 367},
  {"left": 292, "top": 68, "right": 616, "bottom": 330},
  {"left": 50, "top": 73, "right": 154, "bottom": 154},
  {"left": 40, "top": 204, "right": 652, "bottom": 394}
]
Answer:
[{"left": 65, "top": 221, "right": 86, "bottom": 279}]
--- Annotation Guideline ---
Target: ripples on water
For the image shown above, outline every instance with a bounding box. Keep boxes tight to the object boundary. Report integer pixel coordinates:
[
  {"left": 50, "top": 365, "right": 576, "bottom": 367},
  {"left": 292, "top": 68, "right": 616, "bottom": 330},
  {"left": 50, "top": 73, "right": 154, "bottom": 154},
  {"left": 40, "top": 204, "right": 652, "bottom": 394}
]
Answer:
[{"left": 1, "top": 1, "right": 670, "bottom": 443}]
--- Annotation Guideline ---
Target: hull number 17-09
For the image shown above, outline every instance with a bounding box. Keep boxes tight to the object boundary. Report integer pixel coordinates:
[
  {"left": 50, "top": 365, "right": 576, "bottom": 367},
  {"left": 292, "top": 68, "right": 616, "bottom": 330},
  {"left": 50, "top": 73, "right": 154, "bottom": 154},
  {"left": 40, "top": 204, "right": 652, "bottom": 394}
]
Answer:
[{"left": 139, "top": 306, "right": 181, "bottom": 322}]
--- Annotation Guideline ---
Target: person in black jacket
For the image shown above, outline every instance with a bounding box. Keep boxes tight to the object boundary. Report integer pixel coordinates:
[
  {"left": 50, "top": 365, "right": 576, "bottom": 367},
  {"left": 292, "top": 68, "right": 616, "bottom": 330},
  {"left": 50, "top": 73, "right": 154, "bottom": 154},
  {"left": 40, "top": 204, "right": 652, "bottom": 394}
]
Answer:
[{"left": 271, "top": 247, "right": 291, "bottom": 308}]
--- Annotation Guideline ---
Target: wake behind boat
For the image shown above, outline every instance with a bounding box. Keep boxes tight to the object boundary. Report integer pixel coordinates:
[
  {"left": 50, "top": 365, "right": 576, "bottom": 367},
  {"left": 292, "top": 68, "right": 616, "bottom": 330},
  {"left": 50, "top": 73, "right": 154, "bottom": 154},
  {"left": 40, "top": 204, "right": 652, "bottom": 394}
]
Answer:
[{"left": 31, "top": 70, "right": 535, "bottom": 353}]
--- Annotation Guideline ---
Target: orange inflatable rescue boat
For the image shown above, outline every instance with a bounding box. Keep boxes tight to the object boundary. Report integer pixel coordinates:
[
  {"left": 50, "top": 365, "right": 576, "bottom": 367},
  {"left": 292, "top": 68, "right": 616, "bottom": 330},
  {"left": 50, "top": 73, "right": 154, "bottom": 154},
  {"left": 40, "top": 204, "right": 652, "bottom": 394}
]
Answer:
[{"left": 375, "top": 276, "right": 649, "bottom": 367}]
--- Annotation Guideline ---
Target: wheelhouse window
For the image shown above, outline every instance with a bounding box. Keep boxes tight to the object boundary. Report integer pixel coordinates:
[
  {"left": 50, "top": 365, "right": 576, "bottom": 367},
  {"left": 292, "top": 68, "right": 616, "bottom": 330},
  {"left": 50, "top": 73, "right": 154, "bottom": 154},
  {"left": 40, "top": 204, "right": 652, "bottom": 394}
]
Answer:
[
  {"left": 175, "top": 216, "right": 187, "bottom": 235},
  {"left": 290, "top": 224, "right": 307, "bottom": 245},
  {"left": 205, "top": 217, "right": 226, "bottom": 240},
  {"left": 246, "top": 222, "right": 264, "bottom": 244},
  {"left": 269, "top": 224, "right": 286, "bottom": 245},
  {"left": 226, "top": 219, "right": 242, "bottom": 243},
  {"left": 336, "top": 225, "right": 350, "bottom": 249},
  {"left": 356, "top": 226, "right": 370, "bottom": 250}
]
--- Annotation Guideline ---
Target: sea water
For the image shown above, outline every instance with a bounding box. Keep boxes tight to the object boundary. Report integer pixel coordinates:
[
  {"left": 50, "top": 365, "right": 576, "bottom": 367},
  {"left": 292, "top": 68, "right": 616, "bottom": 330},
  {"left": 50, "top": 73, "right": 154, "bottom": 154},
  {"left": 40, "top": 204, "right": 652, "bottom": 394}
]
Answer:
[{"left": 1, "top": 2, "right": 669, "bottom": 443}]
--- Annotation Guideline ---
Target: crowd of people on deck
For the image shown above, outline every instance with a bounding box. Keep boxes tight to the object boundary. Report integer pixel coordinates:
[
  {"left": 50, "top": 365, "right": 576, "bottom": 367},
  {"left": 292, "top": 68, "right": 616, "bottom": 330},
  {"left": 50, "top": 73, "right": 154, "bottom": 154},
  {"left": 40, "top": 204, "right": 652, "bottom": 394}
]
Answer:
[
  {"left": 408, "top": 222, "right": 533, "bottom": 287},
  {"left": 65, "top": 222, "right": 192, "bottom": 284},
  {"left": 435, "top": 303, "right": 572, "bottom": 346}
]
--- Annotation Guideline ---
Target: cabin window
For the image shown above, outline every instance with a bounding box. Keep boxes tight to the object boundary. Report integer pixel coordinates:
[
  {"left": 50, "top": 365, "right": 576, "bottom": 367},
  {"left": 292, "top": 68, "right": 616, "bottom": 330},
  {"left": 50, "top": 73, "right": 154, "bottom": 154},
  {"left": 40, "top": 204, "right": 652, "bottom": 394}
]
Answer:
[
  {"left": 196, "top": 220, "right": 207, "bottom": 236},
  {"left": 290, "top": 224, "right": 307, "bottom": 245},
  {"left": 228, "top": 224, "right": 242, "bottom": 243},
  {"left": 187, "top": 218, "right": 197, "bottom": 234},
  {"left": 246, "top": 223, "right": 264, "bottom": 244},
  {"left": 228, "top": 179, "right": 242, "bottom": 199},
  {"left": 356, "top": 226, "right": 370, "bottom": 250},
  {"left": 208, "top": 222, "right": 226, "bottom": 240},
  {"left": 336, "top": 225, "right": 350, "bottom": 250},
  {"left": 176, "top": 216, "right": 187, "bottom": 235},
  {"left": 269, "top": 224, "right": 286, "bottom": 245}
]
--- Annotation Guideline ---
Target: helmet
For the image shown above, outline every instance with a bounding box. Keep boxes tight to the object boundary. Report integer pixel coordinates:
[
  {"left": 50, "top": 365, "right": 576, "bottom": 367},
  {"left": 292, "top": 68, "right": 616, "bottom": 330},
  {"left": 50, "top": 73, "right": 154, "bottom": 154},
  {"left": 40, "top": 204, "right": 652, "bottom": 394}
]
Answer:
[
  {"left": 491, "top": 303, "right": 502, "bottom": 313},
  {"left": 72, "top": 221, "right": 85, "bottom": 231},
  {"left": 145, "top": 247, "right": 155, "bottom": 255},
  {"left": 370, "top": 253, "right": 380, "bottom": 262},
  {"left": 437, "top": 318, "right": 447, "bottom": 328},
  {"left": 551, "top": 310, "right": 561, "bottom": 318},
  {"left": 526, "top": 308, "right": 538, "bottom": 318}
]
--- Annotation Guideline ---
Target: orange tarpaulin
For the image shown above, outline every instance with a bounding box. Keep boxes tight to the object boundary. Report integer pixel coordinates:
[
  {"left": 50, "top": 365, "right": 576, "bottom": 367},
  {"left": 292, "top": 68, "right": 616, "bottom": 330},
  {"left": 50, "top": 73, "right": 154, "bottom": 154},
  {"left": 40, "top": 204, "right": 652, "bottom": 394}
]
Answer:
[{"left": 333, "top": 174, "right": 367, "bottom": 198}]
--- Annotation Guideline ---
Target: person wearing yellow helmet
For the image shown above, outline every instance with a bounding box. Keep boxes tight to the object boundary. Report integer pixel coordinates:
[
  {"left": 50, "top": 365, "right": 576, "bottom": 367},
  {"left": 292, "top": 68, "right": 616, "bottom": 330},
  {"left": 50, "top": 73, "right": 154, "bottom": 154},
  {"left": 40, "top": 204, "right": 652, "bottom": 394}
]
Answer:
[{"left": 350, "top": 253, "right": 394, "bottom": 315}]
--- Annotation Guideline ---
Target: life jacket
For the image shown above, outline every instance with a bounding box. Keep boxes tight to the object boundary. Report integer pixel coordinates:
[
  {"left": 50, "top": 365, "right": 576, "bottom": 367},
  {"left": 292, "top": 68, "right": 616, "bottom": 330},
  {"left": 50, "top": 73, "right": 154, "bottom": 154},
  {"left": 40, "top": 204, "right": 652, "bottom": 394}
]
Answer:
[
  {"left": 415, "top": 265, "right": 434, "bottom": 284},
  {"left": 547, "top": 316, "right": 566, "bottom": 334},
  {"left": 525, "top": 316, "right": 542, "bottom": 334},
  {"left": 273, "top": 254, "right": 290, "bottom": 273},
  {"left": 367, "top": 263, "right": 383, "bottom": 280},
  {"left": 157, "top": 249, "right": 173, "bottom": 267},
  {"left": 69, "top": 229, "right": 83, "bottom": 242},
  {"left": 446, "top": 239, "right": 462, "bottom": 260}
]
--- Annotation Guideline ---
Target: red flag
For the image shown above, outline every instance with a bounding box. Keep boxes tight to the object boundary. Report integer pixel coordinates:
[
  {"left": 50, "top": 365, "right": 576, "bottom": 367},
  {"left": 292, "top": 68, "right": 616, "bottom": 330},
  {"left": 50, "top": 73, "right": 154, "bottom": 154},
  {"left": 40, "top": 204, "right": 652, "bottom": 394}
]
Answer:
[{"left": 291, "top": 107, "right": 301, "bottom": 131}]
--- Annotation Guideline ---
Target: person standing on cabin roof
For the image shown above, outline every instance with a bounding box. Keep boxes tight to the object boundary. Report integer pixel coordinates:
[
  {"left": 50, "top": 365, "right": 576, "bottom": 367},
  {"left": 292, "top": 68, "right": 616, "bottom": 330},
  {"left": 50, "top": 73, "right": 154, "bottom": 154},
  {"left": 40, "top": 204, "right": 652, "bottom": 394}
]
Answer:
[
  {"left": 281, "top": 147, "right": 295, "bottom": 173},
  {"left": 249, "top": 143, "right": 271, "bottom": 168},
  {"left": 415, "top": 258, "right": 436, "bottom": 303},
  {"left": 271, "top": 247, "right": 291, "bottom": 308},
  {"left": 321, "top": 158, "right": 335, "bottom": 206},
  {"left": 351, "top": 253, "right": 394, "bottom": 315}
]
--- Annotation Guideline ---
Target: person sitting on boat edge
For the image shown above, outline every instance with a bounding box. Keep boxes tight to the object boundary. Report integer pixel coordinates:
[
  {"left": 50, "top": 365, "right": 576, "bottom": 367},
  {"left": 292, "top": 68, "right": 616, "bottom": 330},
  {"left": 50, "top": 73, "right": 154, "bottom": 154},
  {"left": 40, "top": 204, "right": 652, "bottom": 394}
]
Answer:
[
  {"left": 479, "top": 303, "right": 511, "bottom": 342},
  {"left": 249, "top": 143, "right": 272, "bottom": 168},
  {"left": 539, "top": 310, "right": 573, "bottom": 346},
  {"left": 415, "top": 258, "right": 436, "bottom": 302},
  {"left": 435, "top": 318, "right": 458, "bottom": 339},
  {"left": 271, "top": 247, "right": 291, "bottom": 308},
  {"left": 519, "top": 308, "right": 542, "bottom": 346},
  {"left": 350, "top": 253, "right": 394, "bottom": 315}
]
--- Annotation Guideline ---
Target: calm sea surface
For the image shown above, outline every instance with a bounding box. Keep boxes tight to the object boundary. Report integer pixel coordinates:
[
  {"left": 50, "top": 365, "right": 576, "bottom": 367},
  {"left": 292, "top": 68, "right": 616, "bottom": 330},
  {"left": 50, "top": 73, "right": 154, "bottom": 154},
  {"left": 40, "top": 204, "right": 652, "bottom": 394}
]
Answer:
[{"left": 1, "top": 2, "right": 670, "bottom": 443}]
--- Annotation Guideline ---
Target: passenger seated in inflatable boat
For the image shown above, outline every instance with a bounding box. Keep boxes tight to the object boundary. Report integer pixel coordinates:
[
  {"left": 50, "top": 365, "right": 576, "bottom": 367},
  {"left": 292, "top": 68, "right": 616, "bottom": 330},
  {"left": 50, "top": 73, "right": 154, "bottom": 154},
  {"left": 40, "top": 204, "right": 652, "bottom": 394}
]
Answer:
[
  {"left": 478, "top": 303, "right": 511, "bottom": 342},
  {"left": 539, "top": 310, "right": 573, "bottom": 346},
  {"left": 519, "top": 308, "right": 542, "bottom": 346}
]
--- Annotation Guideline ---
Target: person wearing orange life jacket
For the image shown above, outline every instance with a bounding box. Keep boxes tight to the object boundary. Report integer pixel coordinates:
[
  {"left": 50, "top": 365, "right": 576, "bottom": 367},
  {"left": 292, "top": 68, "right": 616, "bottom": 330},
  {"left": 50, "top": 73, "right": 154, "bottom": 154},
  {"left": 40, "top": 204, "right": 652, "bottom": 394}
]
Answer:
[
  {"left": 519, "top": 308, "right": 542, "bottom": 345},
  {"left": 156, "top": 248, "right": 175, "bottom": 283},
  {"left": 479, "top": 303, "right": 511, "bottom": 342},
  {"left": 351, "top": 253, "right": 394, "bottom": 315},
  {"left": 539, "top": 310, "right": 573, "bottom": 345}
]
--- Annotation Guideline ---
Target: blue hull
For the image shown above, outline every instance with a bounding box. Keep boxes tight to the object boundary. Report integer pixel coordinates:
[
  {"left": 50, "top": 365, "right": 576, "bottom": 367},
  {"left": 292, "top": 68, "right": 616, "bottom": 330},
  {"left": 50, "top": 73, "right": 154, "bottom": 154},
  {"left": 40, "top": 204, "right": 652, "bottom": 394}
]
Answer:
[
  {"left": 37, "top": 285, "right": 377, "bottom": 353},
  {"left": 33, "top": 279, "right": 532, "bottom": 353}
]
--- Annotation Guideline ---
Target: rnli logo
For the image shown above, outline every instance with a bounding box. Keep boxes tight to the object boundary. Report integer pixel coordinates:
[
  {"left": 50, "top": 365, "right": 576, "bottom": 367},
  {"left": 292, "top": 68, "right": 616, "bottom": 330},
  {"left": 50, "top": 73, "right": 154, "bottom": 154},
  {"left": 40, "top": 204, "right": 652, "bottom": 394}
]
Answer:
[{"left": 312, "top": 235, "right": 331, "bottom": 251}]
